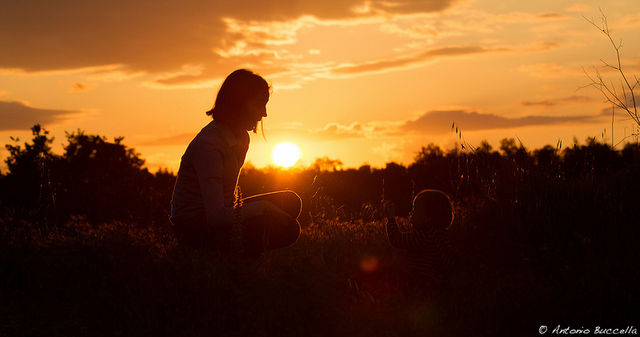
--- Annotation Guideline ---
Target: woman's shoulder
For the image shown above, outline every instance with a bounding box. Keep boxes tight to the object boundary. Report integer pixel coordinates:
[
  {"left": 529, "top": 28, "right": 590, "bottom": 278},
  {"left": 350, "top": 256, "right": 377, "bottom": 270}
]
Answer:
[
  {"left": 193, "top": 121, "right": 226, "bottom": 145},
  {"left": 182, "top": 122, "right": 224, "bottom": 155}
]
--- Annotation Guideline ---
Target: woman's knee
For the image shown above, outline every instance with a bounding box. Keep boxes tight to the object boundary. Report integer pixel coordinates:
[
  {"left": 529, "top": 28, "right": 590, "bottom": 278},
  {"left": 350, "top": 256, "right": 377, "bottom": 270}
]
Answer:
[
  {"left": 264, "top": 211, "right": 300, "bottom": 247},
  {"left": 279, "top": 190, "right": 302, "bottom": 218},
  {"left": 254, "top": 190, "right": 301, "bottom": 218},
  {"left": 284, "top": 218, "right": 301, "bottom": 244}
]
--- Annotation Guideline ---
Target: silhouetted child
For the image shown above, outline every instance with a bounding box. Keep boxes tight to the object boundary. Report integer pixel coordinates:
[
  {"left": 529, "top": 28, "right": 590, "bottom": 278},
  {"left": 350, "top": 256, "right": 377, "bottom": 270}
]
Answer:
[{"left": 385, "top": 189, "right": 455, "bottom": 296}]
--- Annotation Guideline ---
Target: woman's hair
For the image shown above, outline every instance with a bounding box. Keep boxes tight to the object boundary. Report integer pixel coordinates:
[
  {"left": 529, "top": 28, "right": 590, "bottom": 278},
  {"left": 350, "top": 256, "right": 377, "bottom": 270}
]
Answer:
[{"left": 206, "top": 69, "right": 270, "bottom": 133}]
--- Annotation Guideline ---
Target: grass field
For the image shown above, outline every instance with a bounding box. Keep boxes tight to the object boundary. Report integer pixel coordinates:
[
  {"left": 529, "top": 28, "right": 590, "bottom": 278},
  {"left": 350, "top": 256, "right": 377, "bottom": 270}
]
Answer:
[
  {"left": 2, "top": 140, "right": 639, "bottom": 336},
  {"left": 2, "top": 192, "right": 638, "bottom": 337}
]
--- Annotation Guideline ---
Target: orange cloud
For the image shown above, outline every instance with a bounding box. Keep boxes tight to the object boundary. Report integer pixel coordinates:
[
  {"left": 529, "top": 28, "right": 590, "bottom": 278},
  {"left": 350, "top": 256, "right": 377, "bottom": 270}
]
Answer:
[
  {"left": 399, "top": 109, "right": 602, "bottom": 134},
  {"left": 537, "top": 13, "right": 566, "bottom": 19},
  {"left": 273, "top": 106, "right": 604, "bottom": 141},
  {"left": 518, "top": 63, "right": 582, "bottom": 78},
  {"left": 329, "top": 46, "right": 505, "bottom": 76},
  {"left": 0, "top": 100, "right": 82, "bottom": 131},
  {"left": 521, "top": 95, "right": 594, "bottom": 107},
  {"left": 139, "top": 133, "right": 195, "bottom": 146},
  {"left": 598, "top": 94, "right": 640, "bottom": 117},
  {"left": 565, "top": 4, "right": 592, "bottom": 13},
  {"left": 140, "top": 121, "right": 374, "bottom": 145},
  {"left": 312, "top": 122, "right": 370, "bottom": 139},
  {"left": 0, "top": 0, "right": 458, "bottom": 74}
]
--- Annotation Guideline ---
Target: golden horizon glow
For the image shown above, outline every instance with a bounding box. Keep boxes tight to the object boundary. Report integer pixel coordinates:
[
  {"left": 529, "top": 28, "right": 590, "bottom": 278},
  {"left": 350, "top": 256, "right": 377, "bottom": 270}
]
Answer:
[{"left": 271, "top": 142, "right": 302, "bottom": 168}]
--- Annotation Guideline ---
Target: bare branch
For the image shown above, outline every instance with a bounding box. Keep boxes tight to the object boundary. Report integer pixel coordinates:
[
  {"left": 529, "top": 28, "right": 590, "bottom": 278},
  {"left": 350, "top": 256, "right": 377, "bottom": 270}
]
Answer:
[
  {"left": 599, "top": 58, "right": 619, "bottom": 71},
  {"left": 615, "top": 132, "right": 640, "bottom": 147},
  {"left": 582, "top": 10, "right": 639, "bottom": 137}
]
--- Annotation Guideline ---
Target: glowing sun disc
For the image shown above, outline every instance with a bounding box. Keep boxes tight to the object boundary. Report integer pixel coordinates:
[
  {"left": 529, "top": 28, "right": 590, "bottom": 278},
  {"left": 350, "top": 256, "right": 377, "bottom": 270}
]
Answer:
[{"left": 271, "top": 142, "right": 301, "bottom": 168}]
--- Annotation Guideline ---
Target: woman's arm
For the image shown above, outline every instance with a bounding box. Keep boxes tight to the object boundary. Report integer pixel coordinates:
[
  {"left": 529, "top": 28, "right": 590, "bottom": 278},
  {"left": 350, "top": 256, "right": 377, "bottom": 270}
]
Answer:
[
  {"left": 190, "top": 140, "right": 276, "bottom": 229},
  {"left": 191, "top": 141, "right": 235, "bottom": 228}
]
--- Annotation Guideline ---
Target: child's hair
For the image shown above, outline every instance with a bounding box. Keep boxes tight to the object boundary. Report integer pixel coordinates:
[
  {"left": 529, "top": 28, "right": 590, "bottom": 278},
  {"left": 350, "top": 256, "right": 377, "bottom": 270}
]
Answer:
[{"left": 412, "top": 189, "right": 454, "bottom": 231}]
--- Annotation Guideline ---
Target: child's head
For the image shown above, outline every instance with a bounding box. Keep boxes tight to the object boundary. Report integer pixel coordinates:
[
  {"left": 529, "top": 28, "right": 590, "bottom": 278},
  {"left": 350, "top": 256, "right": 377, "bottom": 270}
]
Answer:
[{"left": 411, "top": 189, "right": 454, "bottom": 231}]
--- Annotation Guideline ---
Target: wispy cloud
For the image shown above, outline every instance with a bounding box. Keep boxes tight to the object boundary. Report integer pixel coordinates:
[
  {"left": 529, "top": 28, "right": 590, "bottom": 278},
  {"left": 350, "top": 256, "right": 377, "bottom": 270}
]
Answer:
[
  {"left": 0, "top": 0, "right": 572, "bottom": 90},
  {"left": 139, "top": 133, "right": 195, "bottom": 146},
  {"left": 143, "top": 121, "right": 383, "bottom": 145},
  {"left": 521, "top": 95, "right": 594, "bottom": 107},
  {"left": 518, "top": 63, "right": 583, "bottom": 78},
  {"left": 279, "top": 107, "right": 603, "bottom": 142},
  {"left": 270, "top": 120, "right": 398, "bottom": 141},
  {"left": 565, "top": 4, "right": 592, "bottom": 13},
  {"left": 618, "top": 13, "right": 640, "bottom": 29},
  {"left": 599, "top": 94, "right": 640, "bottom": 117},
  {"left": 329, "top": 46, "right": 505, "bottom": 76},
  {"left": 524, "top": 41, "right": 560, "bottom": 52},
  {"left": 399, "top": 109, "right": 601, "bottom": 134},
  {"left": 0, "top": 0, "right": 458, "bottom": 75},
  {"left": 0, "top": 100, "right": 82, "bottom": 131},
  {"left": 537, "top": 12, "right": 566, "bottom": 19},
  {"left": 311, "top": 122, "right": 374, "bottom": 139}
]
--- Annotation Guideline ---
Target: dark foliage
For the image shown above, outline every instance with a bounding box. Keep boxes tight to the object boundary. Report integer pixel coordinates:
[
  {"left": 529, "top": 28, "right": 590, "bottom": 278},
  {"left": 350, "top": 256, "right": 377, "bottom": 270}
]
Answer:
[
  {"left": 1, "top": 125, "right": 175, "bottom": 227},
  {"left": 1, "top": 126, "right": 639, "bottom": 336}
]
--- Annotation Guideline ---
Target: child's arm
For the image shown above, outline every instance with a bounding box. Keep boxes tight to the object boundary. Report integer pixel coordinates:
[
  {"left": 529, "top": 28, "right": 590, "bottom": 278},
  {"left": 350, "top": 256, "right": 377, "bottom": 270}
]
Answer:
[
  {"left": 383, "top": 201, "right": 416, "bottom": 249},
  {"left": 386, "top": 217, "right": 433, "bottom": 250},
  {"left": 385, "top": 215, "right": 406, "bottom": 249}
]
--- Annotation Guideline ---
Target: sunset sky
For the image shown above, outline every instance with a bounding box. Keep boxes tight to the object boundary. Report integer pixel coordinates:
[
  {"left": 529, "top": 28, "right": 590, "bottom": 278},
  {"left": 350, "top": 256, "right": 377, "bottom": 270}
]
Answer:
[{"left": 1, "top": 0, "right": 639, "bottom": 172}]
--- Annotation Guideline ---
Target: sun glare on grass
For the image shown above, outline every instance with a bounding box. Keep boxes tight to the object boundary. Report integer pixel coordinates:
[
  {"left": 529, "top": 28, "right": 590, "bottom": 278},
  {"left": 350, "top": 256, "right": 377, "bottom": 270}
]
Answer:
[{"left": 271, "top": 142, "right": 302, "bottom": 168}]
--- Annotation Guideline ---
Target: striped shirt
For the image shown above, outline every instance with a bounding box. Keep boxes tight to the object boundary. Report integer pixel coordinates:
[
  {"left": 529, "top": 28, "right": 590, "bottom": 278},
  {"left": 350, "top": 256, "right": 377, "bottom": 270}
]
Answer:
[
  {"left": 386, "top": 218, "right": 455, "bottom": 291},
  {"left": 170, "top": 120, "right": 249, "bottom": 229}
]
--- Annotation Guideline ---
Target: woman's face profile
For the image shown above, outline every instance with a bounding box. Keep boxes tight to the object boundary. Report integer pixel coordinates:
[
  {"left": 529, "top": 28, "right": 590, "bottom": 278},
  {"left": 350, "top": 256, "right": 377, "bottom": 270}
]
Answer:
[{"left": 239, "top": 90, "right": 269, "bottom": 131}]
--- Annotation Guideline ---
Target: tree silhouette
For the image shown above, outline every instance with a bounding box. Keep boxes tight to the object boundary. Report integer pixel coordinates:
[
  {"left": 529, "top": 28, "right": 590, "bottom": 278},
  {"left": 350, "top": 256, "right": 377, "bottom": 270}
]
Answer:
[
  {"left": 1, "top": 125, "right": 174, "bottom": 226},
  {"left": 56, "top": 130, "right": 153, "bottom": 224},
  {"left": 3, "top": 124, "right": 57, "bottom": 221}
]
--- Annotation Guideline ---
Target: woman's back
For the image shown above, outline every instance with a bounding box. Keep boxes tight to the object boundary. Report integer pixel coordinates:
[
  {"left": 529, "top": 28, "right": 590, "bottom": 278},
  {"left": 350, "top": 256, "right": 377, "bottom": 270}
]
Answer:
[{"left": 170, "top": 121, "right": 249, "bottom": 227}]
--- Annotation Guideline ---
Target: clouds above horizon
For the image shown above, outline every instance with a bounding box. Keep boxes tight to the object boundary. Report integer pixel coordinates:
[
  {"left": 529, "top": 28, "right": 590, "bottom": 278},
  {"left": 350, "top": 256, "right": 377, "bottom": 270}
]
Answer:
[
  {"left": 598, "top": 94, "right": 640, "bottom": 118},
  {"left": 134, "top": 106, "right": 607, "bottom": 164},
  {"left": 151, "top": 44, "right": 507, "bottom": 87},
  {"left": 0, "top": 0, "right": 459, "bottom": 75},
  {"left": 276, "top": 108, "right": 606, "bottom": 141},
  {"left": 0, "top": 0, "right": 582, "bottom": 91},
  {"left": 521, "top": 95, "right": 593, "bottom": 107},
  {"left": 0, "top": 100, "right": 82, "bottom": 131},
  {"left": 138, "top": 133, "right": 195, "bottom": 147},
  {"left": 400, "top": 109, "right": 601, "bottom": 134},
  {"left": 329, "top": 46, "right": 505, "bottom": 76}
]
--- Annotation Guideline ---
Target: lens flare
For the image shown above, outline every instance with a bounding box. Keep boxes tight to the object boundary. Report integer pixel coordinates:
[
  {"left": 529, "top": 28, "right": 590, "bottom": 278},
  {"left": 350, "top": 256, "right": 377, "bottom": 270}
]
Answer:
[{"left": 271, "top": 142, "right": 302, "bottom": 168}]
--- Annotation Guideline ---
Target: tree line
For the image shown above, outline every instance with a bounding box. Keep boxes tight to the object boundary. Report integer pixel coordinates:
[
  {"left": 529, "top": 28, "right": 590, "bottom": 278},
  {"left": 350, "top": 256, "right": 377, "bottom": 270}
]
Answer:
[
  {"left": 2, "top": 124, "right": 640, "bottom": 228},
  {"left": 0, "top": 125, "right": 175, "bottom": 227}
]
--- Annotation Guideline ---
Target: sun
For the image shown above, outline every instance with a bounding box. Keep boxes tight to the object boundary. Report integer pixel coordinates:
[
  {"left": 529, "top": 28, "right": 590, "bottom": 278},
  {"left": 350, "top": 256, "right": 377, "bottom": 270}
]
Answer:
[{"left": 271, "top": 142, "right": 302, "bottom": 168}]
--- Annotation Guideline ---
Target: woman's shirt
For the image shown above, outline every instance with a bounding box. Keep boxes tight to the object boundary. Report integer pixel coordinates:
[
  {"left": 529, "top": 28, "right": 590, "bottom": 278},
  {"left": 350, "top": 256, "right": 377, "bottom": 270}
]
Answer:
[{"left": 170, "top": 120, "right": 249, "bottom": 229}]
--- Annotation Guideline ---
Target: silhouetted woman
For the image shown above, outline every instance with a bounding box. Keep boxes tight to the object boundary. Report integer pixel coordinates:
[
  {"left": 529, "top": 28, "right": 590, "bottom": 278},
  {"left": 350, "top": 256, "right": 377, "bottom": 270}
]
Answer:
[{"left": 170, "top": 69, "right": 301, "bottom": 257}]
